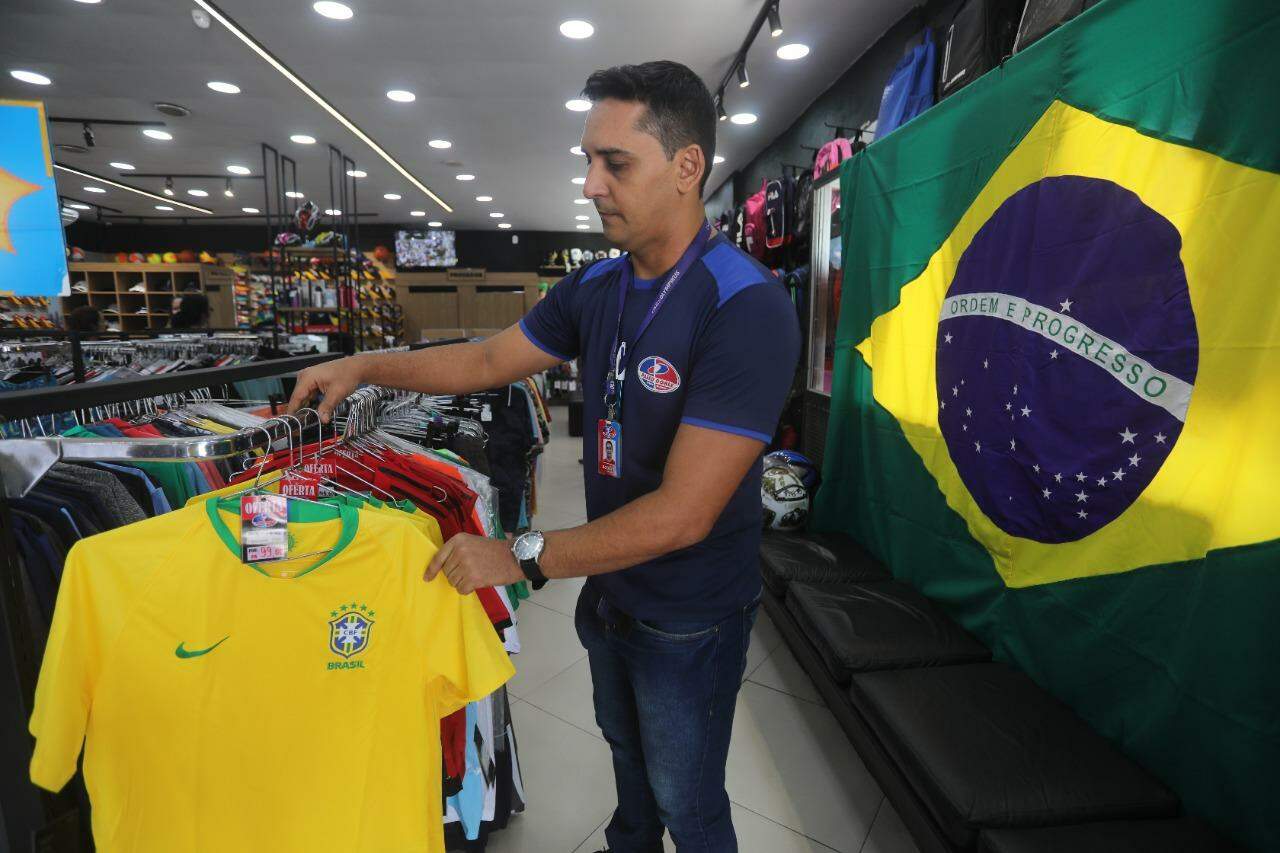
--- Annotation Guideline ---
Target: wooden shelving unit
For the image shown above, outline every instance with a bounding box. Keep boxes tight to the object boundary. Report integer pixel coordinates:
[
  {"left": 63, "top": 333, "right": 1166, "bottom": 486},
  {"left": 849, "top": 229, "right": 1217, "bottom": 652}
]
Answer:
[{"left": 63, "top": 263, "right": 235, "bottom": 331}]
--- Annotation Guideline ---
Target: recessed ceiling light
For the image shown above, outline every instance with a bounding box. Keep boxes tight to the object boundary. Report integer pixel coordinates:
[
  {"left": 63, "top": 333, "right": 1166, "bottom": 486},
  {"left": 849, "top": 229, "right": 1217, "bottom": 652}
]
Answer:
[
  {"left": 730, "top": 112, "right": 757, "bottom": 125},
  {"left": 346, "top": 169, "right": 367, "bottom": 178},
  {"left": 83, "top": 186, "right": 105, "bottom": 193},
  {"left": 559, "top": 19, "right": 594, "bottom": 39},
  {"left": 713, "top": 155, "right": 726, "bottom": 165},
  {"left": 9, "top": 70, "right": 51, "bottom": 86},
  {"left": 69, "top": 203, "right": 91, "bottom": 210},
  {"left": 428, "top": 220, "right": 443, "bottom": 227},
  {"left": 777, "top": 43, "right": 810, "bottom": 60},
  {"left": 574, "top": 198, "right": 590, "bottom": 205},
  {"left": 571, "top": 177, "right": 586, "bottom": 185},
  {"left": 74, "top": 0, "right": 102, "bottom": 4},
  {"left": 325, "top": 208, "right": 342, "bottom": 215},
  {"left": 290, "top": 134, "right": 316, "bottom": 145},
  {"left": 575, "top": 215, "right": 589, "bottom": 221},
  {"left": 410, "top": 210, "right": 426, "bottom": 217},
  {"left": 455, "top": 173, "right": 475, "bottom": 181},
  {"left": 565, "top": 99, "right": 592, "bottom": 112},
  {"left": 576, "top": 224, "right": 590, "bottom": 230},
  {"left": 383, "top": 193, "right": 401, "bottom": 200},
  {"left": 110, "top": 162, "right": 135, "bottom": 171},
  {"left": 428, "top": 139, "right": 452, "bottom": 149},
  {"left": 242, "top": 207, "right": 260, "bottom": 213},
  {"left": 188, "top": 189, "right": 209, "bottom": 197},
  {"left": 386, "top": 89, "right": 416, "bottom": 103},
  {"left": 570, "top": 146, "right": 585, "bottom": 156},
  {"left": 489, "top": 212, "right": 504, "bottom": 218},
  {"left": 475, "top": 195, "right": 493, "bottom": 202},
  {"left": 285, "top": 191, "right": 305, "bottom": 198},
  {"left": 313, "top": 1, "right": 353, "bottom": 20},
  {"left": 155, "top": 205, "right": 174, "bottom": 211},
  {"left": 498, "top": 223, "right": 512, "bottom": 229},
  {"left": 207, "top": 81, "right": 241, "bottom": 94},
  {"left": 226, "top": 164, "right": 252, "bottom": 175},
  {"left": 143, "top": 128, "right": 173, "bottom": 140}
]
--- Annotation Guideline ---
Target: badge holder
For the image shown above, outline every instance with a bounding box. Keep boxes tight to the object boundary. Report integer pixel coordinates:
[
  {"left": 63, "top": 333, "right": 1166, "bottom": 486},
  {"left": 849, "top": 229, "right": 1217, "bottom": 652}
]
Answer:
[{"left": 599, "top": 343, "right": 624, "bottom": 479}]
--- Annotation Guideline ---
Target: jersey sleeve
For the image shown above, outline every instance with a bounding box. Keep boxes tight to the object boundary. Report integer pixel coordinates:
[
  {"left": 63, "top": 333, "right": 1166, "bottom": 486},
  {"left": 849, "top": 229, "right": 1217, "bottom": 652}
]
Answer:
[
  {"left": 681, "top": 283, "right": 801, "bottom": 443},
  {"left": 422, "top": 574, "right": 516, "bottom": 718},
  {"left": 518, "top": 269, "right": 583, "bottom": 361}
]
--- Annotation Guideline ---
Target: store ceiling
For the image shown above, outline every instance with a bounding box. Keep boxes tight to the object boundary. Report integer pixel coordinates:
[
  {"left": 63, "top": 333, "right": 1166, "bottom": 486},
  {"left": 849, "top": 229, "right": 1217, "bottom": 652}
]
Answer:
[{"left": 1, "top": 0, "right": 912, "bottom": 234}]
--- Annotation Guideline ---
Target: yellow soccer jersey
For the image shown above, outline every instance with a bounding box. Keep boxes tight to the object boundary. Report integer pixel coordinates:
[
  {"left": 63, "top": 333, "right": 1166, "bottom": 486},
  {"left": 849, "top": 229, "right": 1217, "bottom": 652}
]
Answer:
[{"left": 30, "top": 499, "right": 513, "bottom": 853}]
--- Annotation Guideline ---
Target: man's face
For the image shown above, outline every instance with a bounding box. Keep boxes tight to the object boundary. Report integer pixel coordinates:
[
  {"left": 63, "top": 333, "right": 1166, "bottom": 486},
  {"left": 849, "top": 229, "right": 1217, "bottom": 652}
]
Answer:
[{"left": 579, "top": 99, "right": 683, "bottom": 251}]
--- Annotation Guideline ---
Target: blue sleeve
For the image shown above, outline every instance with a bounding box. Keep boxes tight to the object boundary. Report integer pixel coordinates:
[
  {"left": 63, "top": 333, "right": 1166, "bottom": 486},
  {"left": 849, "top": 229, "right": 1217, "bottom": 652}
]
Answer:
[
  {"left": 519, "top": 269, "right": 583, "bottom": 362},
  {"left": 681, "top": 283, "right": 800, "bottom": 444}
]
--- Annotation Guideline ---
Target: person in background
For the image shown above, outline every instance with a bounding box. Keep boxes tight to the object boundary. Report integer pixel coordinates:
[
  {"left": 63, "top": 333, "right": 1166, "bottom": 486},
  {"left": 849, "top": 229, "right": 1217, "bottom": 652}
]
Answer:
[
  {"left": 170, "top": 293, "right": 211, "bottom": 330},
  {"left": 65, "top": 305, "right": 102, "bottom": 334}
]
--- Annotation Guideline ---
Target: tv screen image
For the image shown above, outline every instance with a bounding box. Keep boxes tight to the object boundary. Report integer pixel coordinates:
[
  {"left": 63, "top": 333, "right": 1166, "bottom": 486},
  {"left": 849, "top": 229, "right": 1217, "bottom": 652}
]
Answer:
[{"left": 395, "top": 229, "right": 458, "bottom": 268}]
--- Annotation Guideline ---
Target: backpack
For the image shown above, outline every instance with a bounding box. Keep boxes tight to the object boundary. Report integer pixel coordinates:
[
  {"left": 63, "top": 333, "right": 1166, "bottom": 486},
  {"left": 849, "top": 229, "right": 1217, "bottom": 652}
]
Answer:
[
  {"left": 743, "top": 186, "right": 767, "bottom": 260},
  {"left": 764, "top": 178, "right": 786, "bottom": 251},
  {"left": 1013, "top": 0, "right": 1100, "bottom": 53},
  {"left": 792, "top": 171, "right": 814, "bottom": 253},
  {"left": 813, "top": 138, "right": 855, "bottom": 180},
  {"left": 937, "top": 0, "right": 1021, "bottom": 100},
  {"left": 875, "top": 27, "right": 938, "bottom": 138}
]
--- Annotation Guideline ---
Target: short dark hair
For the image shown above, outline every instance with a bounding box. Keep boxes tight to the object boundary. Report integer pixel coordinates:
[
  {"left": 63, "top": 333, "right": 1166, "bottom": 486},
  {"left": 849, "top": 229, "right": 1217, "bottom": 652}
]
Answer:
[
  {"left": 171, "top": 292, "right": 210, "bottom": 329},
  {"left": 66, "top": 305, "right": 101, "bottom": 333},
  {"left": 582, "top": 61, "right": 717, "bottom": 192}
]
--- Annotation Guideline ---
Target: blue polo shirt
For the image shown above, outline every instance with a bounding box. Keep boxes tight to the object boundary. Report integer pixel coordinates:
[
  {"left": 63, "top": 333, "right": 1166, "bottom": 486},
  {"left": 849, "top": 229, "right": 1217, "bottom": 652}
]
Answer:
[{"left": 520, "top": 232, "right": 800, "bottom": 621}]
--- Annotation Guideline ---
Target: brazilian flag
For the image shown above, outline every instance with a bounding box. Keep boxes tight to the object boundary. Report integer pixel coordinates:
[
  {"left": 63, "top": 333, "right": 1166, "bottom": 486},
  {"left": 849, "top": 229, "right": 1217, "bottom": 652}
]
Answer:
[{"left": 810, "top": 0, "right": 1280, "bottom": 848}]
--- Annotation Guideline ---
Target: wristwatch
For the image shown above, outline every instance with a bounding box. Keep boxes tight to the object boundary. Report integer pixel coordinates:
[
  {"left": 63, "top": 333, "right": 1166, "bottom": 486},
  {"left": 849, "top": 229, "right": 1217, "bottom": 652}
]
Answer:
[{"left": 511, "top": 531, "right": 548, "bottom": 590}]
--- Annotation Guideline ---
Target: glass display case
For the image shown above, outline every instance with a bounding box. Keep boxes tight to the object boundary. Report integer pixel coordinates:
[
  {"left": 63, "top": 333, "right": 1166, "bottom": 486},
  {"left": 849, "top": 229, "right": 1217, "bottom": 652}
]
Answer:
[{"left": 806, "top": 169, "right": 843, "bottom": 397}]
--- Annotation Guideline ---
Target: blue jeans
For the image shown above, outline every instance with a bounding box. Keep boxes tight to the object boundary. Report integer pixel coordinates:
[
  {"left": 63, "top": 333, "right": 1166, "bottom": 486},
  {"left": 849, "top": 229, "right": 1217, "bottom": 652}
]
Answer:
[{"left": 575, "top": 582, "right": 759, "bottom": 853}]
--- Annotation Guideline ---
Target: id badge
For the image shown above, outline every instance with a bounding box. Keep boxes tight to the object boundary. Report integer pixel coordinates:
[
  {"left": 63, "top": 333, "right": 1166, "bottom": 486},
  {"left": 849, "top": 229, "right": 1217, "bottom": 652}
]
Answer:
[{"left": 597, "top": 419, "right": 622, "bottom": 478}]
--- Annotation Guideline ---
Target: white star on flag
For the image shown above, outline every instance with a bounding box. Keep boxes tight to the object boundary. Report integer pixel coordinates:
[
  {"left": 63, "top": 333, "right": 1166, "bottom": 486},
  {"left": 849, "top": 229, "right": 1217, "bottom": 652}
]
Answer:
[
  {"left": 1077, "top": 509, "right": 1088, "bottom": 519},
  {"left": 1112, "top": 469, "right": 1125, "bottom": 481},
  {"left": 1075, "top": 491, "right": 1088, "bottom": 503},
  {"left": 965, "top": 407, "right": 973, "bottom": 417},
  {"left": 1155, "top": 432, "right": 1167, "bottom": 444},
  {"left": 975, "top": 440, "right": 982, "bottom": 452},
  {"left": 952, "top": 386, "right": 959, "bottom": 396},
  {"left": 1096, "top": 477, "right": 1108, "bottom": 487},
  {"left": 983, "top": 358, "right": 989, "bottom": 369},
  {"left": 1020, "top": 406, "right": 1031, "bottom": 417},
  {"left": 1033, "top": 464, "right": 1041, "bottom": 473},
  {"left": 944, "top": 333, "right": 953, "bottom": 343},
  {"left": 1120, "top": 427, "right": 1137, "bottom": 444},
  {"left": 962, "top": 424, "right": 968, "bottom": 431},
  {"left": 1054, "top": 473, "right": 1063, "bottom": 482},
  {"left": 1004, "top": 402, "right": 1012, "bottom": 411},
  {"left": 1042, "top": 488, "right": 1051, "bottom": 498},
  {"left": 1010, "top": 439, "right": 1017, "bottom": 450},
  {"left": 940, "top": 401, "right": 946, "bottom": 410},
  {"left": 1050, "top": 350, "right": 1059, "bottom": 360},
  {"left": 1012, "top": 384, "right": 1018, "bottom": 395},
  {"left": 1075, "top": 472, "right": 1087, "bottom": 482},
  {"left": 1129, "top": 453, "right": 1142, "bottom": 467},
  {"left": 1060, "top": 298, "right": 1073, "bottom": 313}
]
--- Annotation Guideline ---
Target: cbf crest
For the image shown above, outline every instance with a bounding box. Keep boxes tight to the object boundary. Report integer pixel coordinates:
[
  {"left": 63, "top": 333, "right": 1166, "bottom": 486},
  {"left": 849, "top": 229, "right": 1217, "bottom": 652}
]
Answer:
[{"left": 328, "top": 602, "right": 375, "bottom": 659}]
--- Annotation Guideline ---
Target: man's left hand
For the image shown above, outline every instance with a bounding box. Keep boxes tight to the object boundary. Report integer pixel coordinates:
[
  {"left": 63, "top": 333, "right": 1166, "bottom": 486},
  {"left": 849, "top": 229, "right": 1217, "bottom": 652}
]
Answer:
[{"left": 425, "top": 533, "right": 524, "bottom": 595}]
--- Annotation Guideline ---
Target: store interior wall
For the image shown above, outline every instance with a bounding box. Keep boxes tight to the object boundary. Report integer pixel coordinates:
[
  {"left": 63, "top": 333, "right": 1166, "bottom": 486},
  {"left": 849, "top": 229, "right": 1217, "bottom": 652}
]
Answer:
[{"left": 64, "top": 222, "right": 611, "bottom": 273}]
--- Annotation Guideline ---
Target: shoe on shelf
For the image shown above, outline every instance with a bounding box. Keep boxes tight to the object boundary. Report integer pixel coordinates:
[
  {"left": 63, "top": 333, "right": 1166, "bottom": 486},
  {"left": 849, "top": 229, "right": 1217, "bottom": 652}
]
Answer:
[
  {"left": 128, "top": 281, "right": 146, "bottom": 292},
  {"left": 72, "top": 280, "right": 89, "bottom": 293},
  {"left": 102, "top": 303, "right": 120, "bottom": 315}
]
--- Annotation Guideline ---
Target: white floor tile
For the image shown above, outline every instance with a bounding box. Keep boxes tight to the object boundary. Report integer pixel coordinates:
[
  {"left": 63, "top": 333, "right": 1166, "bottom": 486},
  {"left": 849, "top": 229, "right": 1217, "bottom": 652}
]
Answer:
[
  {"left": 861, "top": 800, "right": 920, "bottom": 853},
  {"left": 523, "top": 655, "right": 602, "bottom": 741},
  {"left": 747, "top": 641, "right": 825, "bottom": 705},
  {"left": 484, "top": 701, "right": 617, "bottom": 853},
  {"left": 725, "top": 681, "right": 882, "bottom": 853},
  {"left": 529, "top": 575, "right": 586, "bottom": 617},
  {"left": 507, "top": 602, "right": 587, "bottom": 698},
  {"left": 572, "top": 802, "right": 840, "bottom": 853},
  {"left": 743, "top": 607, "right": 785, "bottom": 682}
]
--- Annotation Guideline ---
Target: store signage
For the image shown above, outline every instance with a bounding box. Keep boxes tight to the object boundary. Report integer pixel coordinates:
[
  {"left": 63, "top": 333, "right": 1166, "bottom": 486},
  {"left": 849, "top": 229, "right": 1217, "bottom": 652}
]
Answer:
[{"left": 0, "top": 100, "right": 69, "bottom": 298}]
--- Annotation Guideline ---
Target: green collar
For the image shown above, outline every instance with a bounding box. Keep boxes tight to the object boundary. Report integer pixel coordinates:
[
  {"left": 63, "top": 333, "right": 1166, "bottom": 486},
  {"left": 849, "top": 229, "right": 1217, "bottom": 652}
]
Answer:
[{"left": 206, "top": 497, "right": 358, "bottom": 578}]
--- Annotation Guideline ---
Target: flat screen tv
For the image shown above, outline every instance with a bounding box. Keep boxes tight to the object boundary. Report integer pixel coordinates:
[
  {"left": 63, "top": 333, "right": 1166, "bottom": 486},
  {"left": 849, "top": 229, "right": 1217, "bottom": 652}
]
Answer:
[{"left": 395, "top": 229, "right": 457, "bottom": 269}]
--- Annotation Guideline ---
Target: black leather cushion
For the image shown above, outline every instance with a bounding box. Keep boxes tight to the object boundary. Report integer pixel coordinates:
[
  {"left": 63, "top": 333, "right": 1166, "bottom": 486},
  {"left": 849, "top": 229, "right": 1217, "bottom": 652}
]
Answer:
[
  {"left": 849, "top": 663, "right": 1179, "bottom": 848},
  {"left": 978, "top": 817, "right": 1242, "bottom": 853},
  {"left": 759, "top": 530, "right": 887, "bottom": 596},
  {"left": 785, "top": 581, "right": 990, "bottom": 683}
]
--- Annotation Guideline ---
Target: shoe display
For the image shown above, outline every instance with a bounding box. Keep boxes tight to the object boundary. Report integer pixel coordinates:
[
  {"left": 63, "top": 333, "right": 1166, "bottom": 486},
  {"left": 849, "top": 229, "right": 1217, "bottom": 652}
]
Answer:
[
  {"left": 128, "top": 282, "right": 146, "bottom": 293},
  {"left": 72, "top": 280, "right": 89, "bottom": 293}
]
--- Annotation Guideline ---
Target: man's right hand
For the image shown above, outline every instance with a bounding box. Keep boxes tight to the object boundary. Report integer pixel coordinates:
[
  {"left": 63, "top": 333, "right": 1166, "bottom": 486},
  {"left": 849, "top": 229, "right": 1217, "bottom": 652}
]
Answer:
[{"left": 286, "top": 357, "right": 366, "bottom": 422}]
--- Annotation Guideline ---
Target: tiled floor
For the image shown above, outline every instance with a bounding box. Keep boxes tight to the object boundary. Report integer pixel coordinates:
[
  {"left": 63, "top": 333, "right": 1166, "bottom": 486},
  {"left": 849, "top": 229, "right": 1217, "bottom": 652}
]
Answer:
[{"left": 484, "top": 406, "right": 919, "bottom": 853}]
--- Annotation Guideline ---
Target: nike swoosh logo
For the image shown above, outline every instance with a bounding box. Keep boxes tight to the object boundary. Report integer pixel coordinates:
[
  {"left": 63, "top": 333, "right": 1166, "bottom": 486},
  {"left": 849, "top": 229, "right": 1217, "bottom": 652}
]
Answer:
[{"left": 175, "top": 636, "right": 229, "bottom": 659}]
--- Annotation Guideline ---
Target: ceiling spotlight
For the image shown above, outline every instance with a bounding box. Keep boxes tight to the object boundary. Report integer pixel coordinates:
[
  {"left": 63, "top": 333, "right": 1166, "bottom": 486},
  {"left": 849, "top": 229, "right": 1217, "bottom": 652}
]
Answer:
[
  {"left": 188, "top": 189, "right": 209, "bottom": 197},
  {"left": 346, "top": 169, "right": 366, "bottom": 178},
  {"left": 110, "top": 162, "right": 135, "bottom": 171},
  {"left": 386, "top": 89, "right": 416, "bottom": 103},
  {"left": 565, "top": 99, "right": 592, "bottom": 112},
  {"left": 574, "top": 198, "right": 590, "bottom": 205},
  {"left": 82, "top": 122, "right": 95, "bottom": 148},
  {"left": 207, "top": 81, "right": 241, "bottom": 94},
  {"left": 498, "top": 223, "right": 512, "bottom": 229},
  {"left": 154, "top": 102, "right": 191, "bottom": 117},
  {"left": 713, "top": 155, "right": 726, "bottom": 165},
  {"left": 224, "top": 179, "right": 235, "bottom": 198},
  {"left": 383, "top": 193, "right": 402, "bottom": 200},
  {"left": 576, "top": 224, "right": 590, "bottom": 230},
  {"left": 9, "top": 70, "right": 52, "bottom": 86},
  {"left": 285, "top": 191, "right": 305, "bottom": 198},
  {"left": 227, "top": 164, "right": 252, "bottom": 175},
  {"left": 737, "top": 64, "right": 750, "bottom": 89},
  {"left": 428, "top": 139, "right": 452, "bottom": 149},
  {"left": 777, "top": 43, "right": 809, "bottom": 60},
  {"left": 475, "top": 195, "right": 493, "bottom": 202},
  {"left": 290, "top": 134, "right": 316, "bottom": 144},
  {"left": 313, "top": 1, "right": 353, "bottom": 20},
  {"left": 716, "top": 94, "right": 728, "bottom": 122},
  {"left": 143, "top": 128, "right": 173, "bottom": 141},
  {"left": 768, "top": 2, "right": 783, "bottom": 37},
  {"left": 571, "top": 176, "right": 586, "bottom": 185},
  {"left": 489, "top": 212, "right": 504, "bottom": 218},
  {"left": 325, "top": 208, "right": 342, "bottom": 215},
  {"left": 559, "top": 19, "right": 594, "bottom": 39},
  {"left": 575, "top": 215, "right": 589, "bottom": 221},
  {"left": 730, "top": 112, "right": 758, "bottom": 125},
  {"left": 164, "top": 177, "right": 174, "bottom": 196},
  {"left": 455, "top": 173, "right": 475, "bottom": 181},
  {"left": 428, "top": 220, "right": 443, "bottom": 227},
  {"left": 410, "top": 210, "right": 426, "bottom": 217},
  {"left": 242, "top": 207, "right": 260, "bottom": 213},
  {"left": 155, "top": 205, "right": 174, "bottom": 211},
  {"left": 83, "top": 186, "right": 106, "bottom": 194},
  {"left": 570, "top": 146, "right": 585, "bottom": 156},
  {"left": 68, "top": 203, "right": 91, "bottom": 210}
]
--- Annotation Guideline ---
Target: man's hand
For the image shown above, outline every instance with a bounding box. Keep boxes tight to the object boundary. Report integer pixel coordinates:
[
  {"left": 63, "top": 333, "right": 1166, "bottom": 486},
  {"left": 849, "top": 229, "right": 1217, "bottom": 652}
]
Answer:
[
  {"left": 287, "top": 357, "right": 366, "bottom": 423},
  {"left": 426, "top": 533, "right": 524, "bottom": 595}
]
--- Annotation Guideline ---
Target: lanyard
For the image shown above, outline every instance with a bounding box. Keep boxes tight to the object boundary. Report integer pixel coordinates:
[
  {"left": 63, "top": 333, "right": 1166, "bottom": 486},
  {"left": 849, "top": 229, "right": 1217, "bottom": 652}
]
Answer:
[{"left": 604, "top": 221, "right": 713, "bottom": 420}]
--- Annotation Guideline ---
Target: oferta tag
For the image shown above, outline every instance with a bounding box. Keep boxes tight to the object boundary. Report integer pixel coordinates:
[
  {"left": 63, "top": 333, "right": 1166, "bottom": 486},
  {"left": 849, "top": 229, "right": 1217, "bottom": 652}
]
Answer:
[{"left": 240, "top": 494, "right": 289, "bottom": 563}]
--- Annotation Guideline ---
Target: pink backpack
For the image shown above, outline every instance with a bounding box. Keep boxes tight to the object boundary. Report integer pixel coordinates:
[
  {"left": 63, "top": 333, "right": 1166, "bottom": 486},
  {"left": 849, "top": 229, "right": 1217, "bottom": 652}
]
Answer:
[
  {"left": 743, "top": 184, "right": 768, "bottom": 260},
  {"left": 813, "top": 137, "right": 856, "bottom": 212}
]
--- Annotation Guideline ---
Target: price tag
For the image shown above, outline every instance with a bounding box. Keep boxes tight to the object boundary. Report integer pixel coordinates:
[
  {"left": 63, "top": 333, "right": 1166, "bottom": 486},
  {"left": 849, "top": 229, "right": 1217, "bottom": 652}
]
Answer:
[
  {"left": 240, "top": 494, "right": 289, "bottom": 563},
  {"left": 279, "top": 471, "right": 320, "bottom": 500}
]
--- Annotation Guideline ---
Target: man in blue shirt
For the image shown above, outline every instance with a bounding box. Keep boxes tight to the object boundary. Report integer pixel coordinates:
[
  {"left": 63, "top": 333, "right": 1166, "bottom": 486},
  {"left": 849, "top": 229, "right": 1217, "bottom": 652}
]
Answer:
[{"left": 290, "top": 61, "right": 800, "bottom": 852}]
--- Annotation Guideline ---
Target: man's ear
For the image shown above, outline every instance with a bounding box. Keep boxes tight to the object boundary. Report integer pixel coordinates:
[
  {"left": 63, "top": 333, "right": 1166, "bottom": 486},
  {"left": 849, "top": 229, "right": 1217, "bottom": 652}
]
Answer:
[{"left": 674, "top": 144, "right": 705, "bottom": 196}]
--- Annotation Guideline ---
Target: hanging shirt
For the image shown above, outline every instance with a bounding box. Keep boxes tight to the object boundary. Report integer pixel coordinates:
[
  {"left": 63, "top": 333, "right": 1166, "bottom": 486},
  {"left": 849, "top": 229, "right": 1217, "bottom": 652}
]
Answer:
[
  {"left": 519, "top": 233, "right": 801, "bottom": 621},
  {"left": 29, "top": 500, "right": 514, "bottom": 853}
]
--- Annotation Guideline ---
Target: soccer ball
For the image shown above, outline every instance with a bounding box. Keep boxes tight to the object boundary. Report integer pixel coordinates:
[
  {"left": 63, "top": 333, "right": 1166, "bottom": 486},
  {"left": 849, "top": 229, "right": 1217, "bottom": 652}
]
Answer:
[
  {"left": 763, "top": 450, "right": 819, "bottom": 492},
  {"left": 762, "top": 464, "right": 809, "bottom": 531}
]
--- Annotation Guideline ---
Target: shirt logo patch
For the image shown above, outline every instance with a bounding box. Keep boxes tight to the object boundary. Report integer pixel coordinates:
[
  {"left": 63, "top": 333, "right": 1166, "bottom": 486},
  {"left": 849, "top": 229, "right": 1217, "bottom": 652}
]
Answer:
[
  {"left": 637, "top": 356, "right": 681, "bottom": 394},
  {"left": 329, "top": 603, "right": 375, "bottom": 659}
]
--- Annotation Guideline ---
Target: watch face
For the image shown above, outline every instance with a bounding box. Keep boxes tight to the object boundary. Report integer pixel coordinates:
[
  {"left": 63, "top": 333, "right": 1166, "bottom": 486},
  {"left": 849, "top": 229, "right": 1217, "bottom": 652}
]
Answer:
[{"left": 513, "top": 532, "right": 544, "bottom": 561}]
